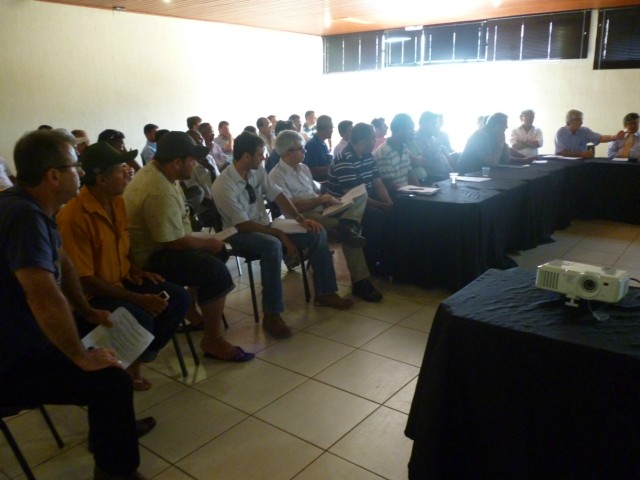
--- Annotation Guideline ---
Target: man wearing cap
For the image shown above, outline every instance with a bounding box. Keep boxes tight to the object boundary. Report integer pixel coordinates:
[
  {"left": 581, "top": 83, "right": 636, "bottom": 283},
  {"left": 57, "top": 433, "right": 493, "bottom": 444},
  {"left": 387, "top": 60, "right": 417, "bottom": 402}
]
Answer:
[
  {"left": 140, "top": 124, "right": 158, "bottom": 165},
  {"left": 0, "top": 129, "right": 145, "bottom": 480},
  {"left": 57, "top": 142, "right": 189, "bottom": 390},
  {"left": 213, "top": 131, "right": 354, "bottom": 340},
  {"left": 124, "top": 131, "right": 251, "bottom": 362},
  {"left": 98, "top": 129, "right": 142, "bottom": 172}
]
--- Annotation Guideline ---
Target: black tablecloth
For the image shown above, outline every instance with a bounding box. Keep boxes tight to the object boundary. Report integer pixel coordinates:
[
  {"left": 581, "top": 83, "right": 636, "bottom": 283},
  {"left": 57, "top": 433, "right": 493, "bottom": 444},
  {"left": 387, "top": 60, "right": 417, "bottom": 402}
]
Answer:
[
  {"left": 393, "top": 179, "right": 527, "bottom": 290},
  {"left": 405, "top": 268, "right": 640, "bottom": 479}
]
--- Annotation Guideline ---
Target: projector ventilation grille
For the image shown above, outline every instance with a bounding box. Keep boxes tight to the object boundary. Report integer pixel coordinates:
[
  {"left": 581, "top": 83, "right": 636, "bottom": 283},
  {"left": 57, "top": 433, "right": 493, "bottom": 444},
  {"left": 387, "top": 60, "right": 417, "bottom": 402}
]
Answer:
[{"left": 537, "top": 270, "right": 559, "bottom": 290}]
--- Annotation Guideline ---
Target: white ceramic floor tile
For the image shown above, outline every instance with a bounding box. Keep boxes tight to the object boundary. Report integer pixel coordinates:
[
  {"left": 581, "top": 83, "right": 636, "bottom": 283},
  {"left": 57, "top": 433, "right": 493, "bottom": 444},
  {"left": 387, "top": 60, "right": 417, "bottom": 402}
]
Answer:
[
  {"left": 194, "top": 359, "right": 307, "bottom": 414},
  {"left": 350, "top": 295, "right": 425, "bottom": 324},
  {"left": 361, "top": 325, "right": 428, "bottom": 367},
  {"left": 304, "top": 311, "right": 392, "bottom": 347},
  {"left": 397, "top": 304, "right": 438, "bottom": 332},
  {"left": 133, "top": 366, "right": 189, "bottom": 414},
  {"left": 221, "top": 320, "right": 282, "bottom": 354},
  {"left": 151, "top": 466, "right": 197, "bottom": 479},
  {"left": 256, "top": 331, "right": 354, "bottom": 376},
  {"left": 314, "top": 350, "right": 419, "bottom": 404},
  {"left": 139, "top": 389, "right": 247, "bottom": 463},
  {"left": 330, "top": 407, "right": 413, "bottom": 480},
  {"left": 293, "top": 452, "right": 384, "bottom": 479},
  {"left": 384, "top": 377, "right": 418, "bottom": 414},
  {"left": 255, "top": 380, "right": 378, "bottom": 449},
  {"left": 0, "top": 405, "right": 88, "bottom": 478},
  {"left": 177, "top": 417, "right": 321, "bottom": 480}
]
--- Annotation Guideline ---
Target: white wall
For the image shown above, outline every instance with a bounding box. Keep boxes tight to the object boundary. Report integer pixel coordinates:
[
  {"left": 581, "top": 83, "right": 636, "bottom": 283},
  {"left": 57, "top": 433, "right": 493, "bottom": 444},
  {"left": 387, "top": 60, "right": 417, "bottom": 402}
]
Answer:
[
  {"left": 0, "top": 1, "right": 322, "bottom": 164},
  {"left": 1, "top": 1, "right": 638, "bottom": 167}
]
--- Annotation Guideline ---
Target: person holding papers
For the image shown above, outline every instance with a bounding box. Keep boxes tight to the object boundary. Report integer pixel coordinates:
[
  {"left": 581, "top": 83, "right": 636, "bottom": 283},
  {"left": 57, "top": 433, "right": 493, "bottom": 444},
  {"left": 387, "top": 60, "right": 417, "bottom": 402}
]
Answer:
[
  {"left": 57, "top": 141, "right": 189, "bottom": 390},
  {"left": 213, "top": 132, "right": 353, "bottom": 339},
  {"left": 269, "top": 130, "right": 382, "bottom": 302},
  {"left": 123, "top": 132, "right": 250, "bottom": 362},
  {"left": 607, "top": 112, "right": 640, "bottom": 159},
  {"left": 0, "top": 129, "right": 145, "bottom": 480}
]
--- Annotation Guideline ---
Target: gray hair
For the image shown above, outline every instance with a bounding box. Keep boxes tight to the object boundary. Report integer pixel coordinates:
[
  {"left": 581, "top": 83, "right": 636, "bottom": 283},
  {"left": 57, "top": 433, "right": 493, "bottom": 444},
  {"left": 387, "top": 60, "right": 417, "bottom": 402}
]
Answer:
[
  {"left": 565, "top": 109, "right": 583, "bottom": 124},
  {"left": 275, "top": 130, "right": 305, "bottom": 155}
]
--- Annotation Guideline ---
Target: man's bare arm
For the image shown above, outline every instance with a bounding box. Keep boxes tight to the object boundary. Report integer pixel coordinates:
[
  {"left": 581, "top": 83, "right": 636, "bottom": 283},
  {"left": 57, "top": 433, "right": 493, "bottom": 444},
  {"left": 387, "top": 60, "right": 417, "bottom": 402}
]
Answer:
[{"left": 14, "top": 267, "right": 120, "bottom": 371}]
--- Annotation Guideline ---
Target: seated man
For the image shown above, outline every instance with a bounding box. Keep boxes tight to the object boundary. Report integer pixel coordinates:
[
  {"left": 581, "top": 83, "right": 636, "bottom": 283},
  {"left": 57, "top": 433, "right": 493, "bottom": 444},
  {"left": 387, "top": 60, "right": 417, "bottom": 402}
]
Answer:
[
  {"left": 510, "top": 109, "right": 543, "bottom": 157},
  {"left": 124, "top": 131, "right": 251, "bottom": 362},
  {"left": 374, "top": 113, "right": 418, "bottom": 192},
  {"left": 327, "top": 123, "right": 394, "bottom": 275},
  {"left": 215, "top": 121, "right": 234, "bottom": 164},
  {"left": 140, "top": 124, "right": 158, "bottom": 165},
  {"left": 199, "top": 122, "right": 229, "bottom": 171},
  {"left": 371, "top": 118, "right": 388, "bottom": 153},
  {"left": 257, "top": 117, "right": 275, "bottom": 154},
  {"left": 97, "top": 129, "right": 142, "bottom": 172},
  {"left": 269, "top": 130, "right": 382, "bottom": 302},
  {"left": 607, "top": 112, "right": 640, "bottom": 159},
  {"left": 57, "top": 142, "right": 189, "bottom": 390},
  {"left": 265, "top": 120, "right": 295, "bottom": 173},
  {"left": 457, "top": 113, "right": 529, "bottom": 174},
  {"left": 333, "top": 120, "right": 352, "bottom": 158},
  {"left": 303, "top": 115, "right": 334, "bottom": 182},
  {"left": 555, "top": 109, "right": 624, "bottom": 158},
  {"left": 409, "top": 111, "right": 452, "bottom": 183},
  {"left": 0, "top": 129, "right": 144, "bottom": 480},
  {"left": 212, "top": 132, "right": 353, "bottom": 339}
]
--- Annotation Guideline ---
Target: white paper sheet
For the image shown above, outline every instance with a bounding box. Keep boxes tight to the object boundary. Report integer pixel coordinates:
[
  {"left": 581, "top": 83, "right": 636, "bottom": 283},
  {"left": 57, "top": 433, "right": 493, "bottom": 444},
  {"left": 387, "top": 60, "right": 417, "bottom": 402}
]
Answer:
[
  {"left": 191, "top": 227, "right": 237, "bottom": 241},
  {"left": 81, "top": 307, "right": 154, "bottom": 369}
]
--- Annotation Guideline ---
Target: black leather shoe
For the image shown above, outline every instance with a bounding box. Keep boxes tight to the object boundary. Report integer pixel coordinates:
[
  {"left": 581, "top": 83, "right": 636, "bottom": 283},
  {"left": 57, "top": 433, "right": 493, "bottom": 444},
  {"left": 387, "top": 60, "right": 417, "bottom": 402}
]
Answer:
[
  {"left": 353, "top": 279, "right": 383, "bottom": 302},
  {"left": 135, "top": 416, "right": 156, "bottom": 438},
  {"left": 336, "top": 221, "right": 366, "bottom": 248}
]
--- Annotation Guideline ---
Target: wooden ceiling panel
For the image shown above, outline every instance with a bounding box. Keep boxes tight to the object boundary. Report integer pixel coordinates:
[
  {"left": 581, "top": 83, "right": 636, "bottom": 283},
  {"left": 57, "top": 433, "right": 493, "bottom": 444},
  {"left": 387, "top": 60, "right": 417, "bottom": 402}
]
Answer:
[{"left": 40, "top": 0, "right": 639, "bottom": 36}]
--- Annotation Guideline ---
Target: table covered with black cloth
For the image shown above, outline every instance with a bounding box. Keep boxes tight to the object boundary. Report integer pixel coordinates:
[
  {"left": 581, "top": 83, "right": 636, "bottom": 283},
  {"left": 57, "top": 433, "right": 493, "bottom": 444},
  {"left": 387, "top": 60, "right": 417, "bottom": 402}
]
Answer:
[
  {"left": 405, "top": 268, "right": 640, "bottom": 479},
  {"left": 392, "top": 179, "right": 528, "bottom": 291},
  {"left": 580, "top": 158, "right": 640, "bottom": 224}
]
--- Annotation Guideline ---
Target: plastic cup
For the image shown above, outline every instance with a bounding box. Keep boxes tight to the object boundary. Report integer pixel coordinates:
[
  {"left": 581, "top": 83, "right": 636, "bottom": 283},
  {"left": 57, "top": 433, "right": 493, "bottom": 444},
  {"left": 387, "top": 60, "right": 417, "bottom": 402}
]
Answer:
[
  {"left": 482, "top": 167, "right": 490, "bottom": 177},
  {"left": 449, "top": 172, "right": 459, "bottom": 184}
]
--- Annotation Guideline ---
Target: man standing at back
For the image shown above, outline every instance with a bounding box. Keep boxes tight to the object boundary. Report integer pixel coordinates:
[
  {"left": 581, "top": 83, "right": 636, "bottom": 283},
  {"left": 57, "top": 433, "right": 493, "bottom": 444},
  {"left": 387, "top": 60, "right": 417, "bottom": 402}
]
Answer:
[
  {"left": 510, "top": 109, "right": 543, "bottom": 157},
  {"left": 0, "top": 129, "right": 144, "bottom": 480},
  {"left": 124, "top": 132, "right": 252, "bottom": 362}
]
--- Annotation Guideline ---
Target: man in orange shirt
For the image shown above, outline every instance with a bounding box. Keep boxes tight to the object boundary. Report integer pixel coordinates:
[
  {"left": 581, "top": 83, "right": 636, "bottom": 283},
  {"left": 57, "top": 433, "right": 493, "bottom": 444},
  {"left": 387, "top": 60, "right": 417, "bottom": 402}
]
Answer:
[{"left": 57, "top": 141, "right": 189, "bottom": 390}]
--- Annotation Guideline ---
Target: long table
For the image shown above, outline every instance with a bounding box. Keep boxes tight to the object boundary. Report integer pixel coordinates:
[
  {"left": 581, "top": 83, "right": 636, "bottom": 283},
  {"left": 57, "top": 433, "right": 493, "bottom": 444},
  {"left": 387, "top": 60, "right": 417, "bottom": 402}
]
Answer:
[
  {"left": 392, "top": 158, "right": 637, "bottom": 291},
  {"left": 405, "top": 268, "right": 640, "bottom": 479}
]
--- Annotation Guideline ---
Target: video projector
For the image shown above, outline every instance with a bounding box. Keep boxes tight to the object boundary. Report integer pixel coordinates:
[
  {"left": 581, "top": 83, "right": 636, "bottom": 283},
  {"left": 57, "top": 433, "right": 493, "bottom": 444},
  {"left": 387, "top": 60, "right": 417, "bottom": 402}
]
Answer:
[{"left": 536, "top": 260, "right": 629, "bottom": 307}]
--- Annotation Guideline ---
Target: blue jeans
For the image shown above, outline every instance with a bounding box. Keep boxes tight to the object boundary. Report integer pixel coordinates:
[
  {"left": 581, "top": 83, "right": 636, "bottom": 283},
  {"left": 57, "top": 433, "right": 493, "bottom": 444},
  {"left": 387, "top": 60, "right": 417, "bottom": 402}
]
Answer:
[
  {"left": 229, "top": 230, "right": 337, "bottom": 313},
  {"left": 77, "top": 280, "right": 189, "bottom": 362}
]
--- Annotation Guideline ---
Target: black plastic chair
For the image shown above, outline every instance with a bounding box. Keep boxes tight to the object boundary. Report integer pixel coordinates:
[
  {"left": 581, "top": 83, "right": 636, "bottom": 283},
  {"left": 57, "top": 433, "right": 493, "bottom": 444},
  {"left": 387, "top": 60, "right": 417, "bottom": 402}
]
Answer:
[
  {"left": 0, "top": 405, "right": 64, "bottom": 480},
  {"left": 172, "top": 318, "right": 201, "bottom": 377}
]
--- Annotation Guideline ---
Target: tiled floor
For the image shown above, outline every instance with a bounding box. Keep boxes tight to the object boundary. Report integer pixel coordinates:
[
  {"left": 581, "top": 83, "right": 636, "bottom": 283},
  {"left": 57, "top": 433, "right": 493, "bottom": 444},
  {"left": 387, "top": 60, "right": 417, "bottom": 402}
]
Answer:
[{"left": 3, "top": 219, "right": 640, "bottom": 479}]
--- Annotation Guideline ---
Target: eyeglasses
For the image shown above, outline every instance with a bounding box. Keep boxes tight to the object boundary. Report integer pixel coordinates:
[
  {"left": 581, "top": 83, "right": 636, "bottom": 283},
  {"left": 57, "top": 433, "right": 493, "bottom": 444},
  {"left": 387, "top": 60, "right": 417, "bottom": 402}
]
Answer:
[
  {"left": 245, "top": 183, "right": 256, "bottom": 204},
  {"left": 53, "top": 162, "right": 83, "bottom": 172}
]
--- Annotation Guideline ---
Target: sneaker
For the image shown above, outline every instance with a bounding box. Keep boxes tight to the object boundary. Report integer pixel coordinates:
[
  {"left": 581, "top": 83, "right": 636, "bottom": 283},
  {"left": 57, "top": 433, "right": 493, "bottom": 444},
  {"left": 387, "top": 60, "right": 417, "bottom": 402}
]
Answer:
[
  {"left": 263, "top": 312, "right": 292, "bottom": 339},
  {"left": 352, "top": 279, "right": 383, "bottom": 302},
  {"left": 314, "top": 293, "right": 354, "bottom": 310},
  {"left": 283, "top": 252, "right": 300, "bottom": 270},
  {"left": 335, "top": 221, "right": 366, "bottom": 248}
]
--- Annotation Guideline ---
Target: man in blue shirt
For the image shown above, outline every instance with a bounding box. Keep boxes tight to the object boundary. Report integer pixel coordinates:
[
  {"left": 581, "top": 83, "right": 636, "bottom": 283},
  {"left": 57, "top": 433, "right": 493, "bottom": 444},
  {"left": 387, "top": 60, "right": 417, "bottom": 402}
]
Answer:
[
  {"left": 555, "top": 109, "right": 624, "bottom": 158},
  {"left": 303, "top": 115, "right": 333, "bottom": 182},
  {"left": 0, "top": 129, "right": 144, "bottom": 480},
  {"left": 140, "top": 123, "right": 158, "bottom": 164}
]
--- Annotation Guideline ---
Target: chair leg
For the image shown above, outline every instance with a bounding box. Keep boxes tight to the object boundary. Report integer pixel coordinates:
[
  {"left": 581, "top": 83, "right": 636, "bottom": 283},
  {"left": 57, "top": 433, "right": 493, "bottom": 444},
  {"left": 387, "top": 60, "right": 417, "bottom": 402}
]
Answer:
[
  {"left": 172, "top": 335, "right": 188, "bottom": 377},
  {"left": 0, "top": 419, "right": 37, "bottom": 480},
  {"left": 182, "top": 323, "right": 200, "bottom": 367},
  {"left": 298, "top": 249, "right": 311, "bottom": 303},
  {"left": 222, "top": 313, "right": 229, "bottom": 329},
  {"left": 38, "top": 405, "right": 64, "bottom": 448},
  {"left": 246, "top": 260, "right": 260, "bottom": 323},
  {"left": 235, "top": 256, "right": 242, "bottom": 276}
]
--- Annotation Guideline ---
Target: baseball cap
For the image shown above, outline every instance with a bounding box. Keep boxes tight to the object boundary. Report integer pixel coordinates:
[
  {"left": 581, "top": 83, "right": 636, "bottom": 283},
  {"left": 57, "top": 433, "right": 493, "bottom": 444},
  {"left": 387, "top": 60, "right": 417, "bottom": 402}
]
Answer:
[
  {"left": 156, "top": 131, "right": 209, "bottom": 161},
  {"left": 80, "top": 141, "right": 137, "bottom": 175}
]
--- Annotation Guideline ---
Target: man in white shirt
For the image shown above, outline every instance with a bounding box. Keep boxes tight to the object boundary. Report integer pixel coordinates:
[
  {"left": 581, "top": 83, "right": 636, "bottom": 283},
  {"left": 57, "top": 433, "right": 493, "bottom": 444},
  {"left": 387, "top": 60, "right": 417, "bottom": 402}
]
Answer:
[
  {"left": 270, "top": 131, "right": 382, "bottom": 302},
  {"left": 212, "top": 131, "right": 353, "bottom": 339},
  {"left": 510, "top": 109, "right": 543, "bottom": 156},
  {"left": 333, "top": 120, "right": 352, "bottom": 158}
]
